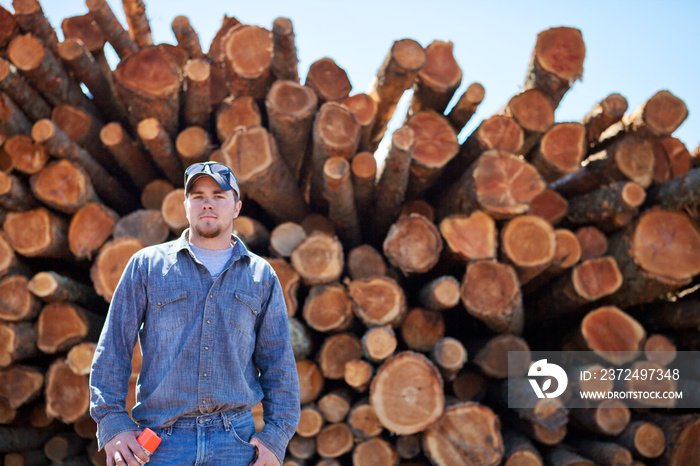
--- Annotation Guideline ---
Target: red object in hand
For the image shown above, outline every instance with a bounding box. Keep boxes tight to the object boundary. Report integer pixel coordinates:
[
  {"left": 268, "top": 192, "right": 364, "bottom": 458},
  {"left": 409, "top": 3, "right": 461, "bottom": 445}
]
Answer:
[{"left": 137, "top": 428, "right": 161, "bottom": 454}]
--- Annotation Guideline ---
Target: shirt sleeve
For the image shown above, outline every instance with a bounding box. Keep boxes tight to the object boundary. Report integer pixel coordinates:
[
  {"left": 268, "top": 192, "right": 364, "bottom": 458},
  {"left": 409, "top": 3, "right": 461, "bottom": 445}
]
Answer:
[
  {"left": 89, "top": 253, "right": 148, "bottom": 450},
  {"left": 251, "top": 268, "right": 301, "bottom": 464}
]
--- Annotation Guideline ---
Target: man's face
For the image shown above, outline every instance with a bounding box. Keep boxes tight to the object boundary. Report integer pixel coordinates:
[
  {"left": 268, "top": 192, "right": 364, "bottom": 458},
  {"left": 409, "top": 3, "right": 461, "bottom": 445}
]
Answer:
[{"left": 184, "top": 176, "right": 242, "bottom": 241}]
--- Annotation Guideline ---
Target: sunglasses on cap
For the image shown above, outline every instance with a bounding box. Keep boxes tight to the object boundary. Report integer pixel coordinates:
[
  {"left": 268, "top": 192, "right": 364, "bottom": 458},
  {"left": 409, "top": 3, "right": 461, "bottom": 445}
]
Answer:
[{"left": 184, "top": 162, "right": 240, "bottom": 198}]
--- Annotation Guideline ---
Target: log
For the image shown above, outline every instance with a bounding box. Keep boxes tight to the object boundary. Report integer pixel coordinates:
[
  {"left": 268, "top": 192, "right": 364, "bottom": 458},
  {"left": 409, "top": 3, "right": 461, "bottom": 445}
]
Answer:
[
  {"left": 90, "top": 237, "right": 145, "bottom": 302},
  {"left": 652, "top": 136, "right": 691, "bottom": 184},
  {"left": 533, "top": 256, "right": 623, "bottom": 318},
  {"left": 182, "top": 58, "right": 211, "bottom": 128},
  {"left": 499, "top": 378, "right": 568, "bottom": 432},
  {"left": 401, "top": 307, "right": 445, "bottom": 352},
  {"left": 0, "top": 171, "right": 39, "bottom": 211},
  {"left": 422, "top": 402, "right": 504, "bottom": 466},
  {"left": 575, "top": 226, "right": 608, "bottom": 261},
  {"left": 473, "top": 334, "right": 530, "bottom": 379},
  {"left": 566, "top": 181, "right": 646, "bottom": 227},
  {"left": 528, "top": 189, "right": 568, "bottom": 225},
  {"left": 529, "top": 122, "right": 586, "bottom": 182},
  {"left": 0, "top": 57, "right": 51, "bottom": 122},
  {"left": 296, "top": 404, "right": 324, "bottom": 438},
  {"left": 289, "top": 232, "right": 343, "bottom": 286},
  {"left": 658, "top": 414, "right": 700, "bottom": 466},
  {"left": 543, "top": 447, "right": 595, "bottom": 466},
  {"left": 265, "top": 80, "right": 317, "bottom": 180},
  {"left": 305, "top": 57, "right": 351, "bottom": 104},
  {"left": 643, "top": 333, "right": 676, "bottom": 365},
  {"left": 501, "top": 89, "right": 555, "bottom": 154},
  {"left": 438, "top": 149, "right": 546, "bottom": 220},
  {"left": 12, "top": 0, "right": 59, "bottom": 55},
  {"left": 373, "top": 126, "right": 415, "bottom": 237},
  {"left": 623, "top": 89, "right": 689, "bottom": 140},
  {"left": 206, "top": 15, "right": 240, "bottom": 104},
  {"left": 0, "top": 5, "right": 19, "bottom": 53},
  {"left": 360, "top": 326, "right": 397, "bottom": 364},
  {"left": 346, "top": 244, "right": 387, "bottom": 280},
  {"left": 521, "top": 228, "right": 581, "bottom": 294},
  {"left": 395, "top": 434, "right": 421, "bottom": 460},
  {"left": 323, "top": 156, "right": 360, "bottom": 247},
  {"left": 309, "top": 102, "right": 360, "bottom": 212},
  {"left": 216, "top": 95, "right": 262, "bottom": 144},
  {"left": 43, "top": 433, "right": 86, "bottom": 464},
  {"left": 269, "top": 222, "right": 306, "bottom": 258},
  {"left": 28, "top": 271, "right": 101, "bottom": 308},
  {"left": 222, "top": 125, "right": 309, "bottom": 223},
  {"left": 438, "top": 211, "right": 497, "bottom": 264},
  {"left": 350, "top": 152, "right": 376, "bottom": 226},
  {"left": 296, "top": 360, "right": 324, "bottom": 405},
  {"left": 233, "top": 216, "right": 271, "bottom": 252},
  {"left": 419, "top": 275, "right": 460, "bottom": 311},
  {"left": 302, "top": 283, "right": 353, "bottom": 333},
  {"left": 0, "top": 275, "right": 41, "bottom": 322},
  {"left": 161, "top": 188, "right": 187, "bottom": 234},
  {"left": 68, "top": 201, "right": 119, "bottom": 260},
  {"left": 570, "top": 399, "right": 630, "bottom": 436},
  {"left": 409, "top": 40, "right": 462, "bottom": 116},
  {"left": 271, "top": 17, "right": 299, "bottom": 82},
  {"left": 0, "top": 321, "right": 37, "bottom": 368},
  {"left": 352, "top": 438, "right": 397, "bottom": 466},
  {"left": 0, "top": 231, "right": 31, "bottom": 279},
  {"left": 3, "top": 450, "right": 49, "bottom": 465},
  {"left": 85, "top": 0, "right": 138, "bottom": 58},
  {"left": 317, "top": 389, "right": 352, "bottom": 423},
  {"left": 383, "top": 214, "right": 442, "bottom": 275},
  {"left": 113, "top": 209, "right": 169, "bottom": 247},
  {"left": 113, "top": 46, "right": 182, "bottom": 135},
  {"left": 461, "top": 260, "right": 523, "bottom": 334},
  {"left": 45, "top": 358, "right": 90, "bottom": 423},
  {"left": 344, "top": 359, "right": 374, "bottom": 392},
  {"left": 176, "top": 126, "right": 212, "bottom": 165},
  {"left": 300, "top": 214, "right": 335, "bottom": 236},
  {"left": 139, "top": 179, "right": 174, "bottom": 211},
  {"left": 605, "top": 210, "right": 700, "bottom": 309},
  {"left": 582, "top": 93, "right": 628, "bottom": 146},
  {"left": 452, "top": 369, "right": 487, "bottom": 403},
  {"left": 3, "top": 207, "right": 70, "bottom": 258},
  {"left": 647, "top": 166, "right": 700, "bottom": 212},
  {"left": 576, "top": 306, "right": 646, "bottom": 365},
  {"left": 0, "top": 91, "right": 32, "bottom": 137},
  {"left": 1, "top": 134, "right": 49, "bottom": 174},
  {"left": 222, "top": 24, "right": 274, "bottom": 100},
  {"left": 31, "top": 119, "right": 137, "bottom": 212},
  {"left": 616, "top": 421, "right": 665, "bottom": 459},
  {"left": 567, "top": 439, "right": 632, "bottom": 466},
  {"left": 369, "top": 351, "right": 444, "bottom": 435},
  {"left": 7, "top": 34, "right": 95, "bottom": 114},
  {"left": 29, "top": 160, "right": 98, "bottom": 214},
  {"left": 60, "top": 13, "right": 109, "bottom": 73},
  {"left": 287, "top": 435, "right": 315, "bottom": 461},
  {"left": 522, "top": 27, "right": 585, "bottom": 107},
  {"left": 400, "top": 200, "right": 435, "bottom": 222},
  {"left": 36, "top": 302, "right": 103, "bottom": 354},
  {"left": 601, "top": 134, "right": 657, "bottom": 188},
  {"left": 447, "top": 82, "right": 485, "bottom": 132},
  {"left": 317, "top": 333, "right": 362, "bottom": 380},
  {"left": 405, "top": 110, "right": 459, "bottom": 197},
  {"left": 500, "top": 214, "right": 556, "bottom": 285},
  {"left": 315, "top": 423, "right": 353, "bottom": 459},
  {"left": 343, "top": 93, "right": 377, "bottom": 153},
  {"left": 171, "top": 15, "right": 203, "bottom": 59},
  {"left": 430, "top": 337, "right": 467, "bottom": 382},
  {"left": 137, "top": 117, "right": 184, "bottom": 186},
  {"left": 0, "top": 426, "right": 53, "bottom": 454},
  {"left": 501, "top": 431, "right": 543, "bottom": 466},
  {"left": 0, "top": 365, "right": 43, "bottom": 409},
  {"left": 288, "top": 317, "right": 311, "bottom": 358},
  {"left": 121, "top": 0, "right": 153, "bottom": 48},
  {"left": 100, "top": 122, "right": 158, "bottom": 189}
]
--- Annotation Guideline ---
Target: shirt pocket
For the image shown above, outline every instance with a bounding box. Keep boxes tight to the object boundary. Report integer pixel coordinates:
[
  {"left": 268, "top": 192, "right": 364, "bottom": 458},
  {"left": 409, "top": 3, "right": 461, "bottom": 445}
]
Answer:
[
  {"left": 148, "top": 289, "right": 189, "bottom": 331},
  {"left": 230, "top": 290, "right": 260, "bottom": 336}
]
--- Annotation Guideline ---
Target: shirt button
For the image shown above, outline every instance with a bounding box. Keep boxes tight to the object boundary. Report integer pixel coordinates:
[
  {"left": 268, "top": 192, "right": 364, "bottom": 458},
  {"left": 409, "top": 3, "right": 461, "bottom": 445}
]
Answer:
[
  {"left": 202, "top": 400, "right": 206, "bottom": 404},
  {"left": 209, "top": 295, "right": 213, "bottom": 299},
  {"left": 206, "top": 319, "right": 211, "bottom": 324},
  {"left": 205, "top": 346, "right": 209, "bottom": 350},
  {"left": 203, "top": 373, "right": 208, "bottom": 377}
]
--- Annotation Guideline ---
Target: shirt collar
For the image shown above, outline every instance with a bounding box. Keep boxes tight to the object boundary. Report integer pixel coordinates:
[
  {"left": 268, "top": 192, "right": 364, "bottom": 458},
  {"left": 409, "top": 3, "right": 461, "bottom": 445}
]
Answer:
[{"left": 169, "top": 228, "right": 251, "bottom": 262}]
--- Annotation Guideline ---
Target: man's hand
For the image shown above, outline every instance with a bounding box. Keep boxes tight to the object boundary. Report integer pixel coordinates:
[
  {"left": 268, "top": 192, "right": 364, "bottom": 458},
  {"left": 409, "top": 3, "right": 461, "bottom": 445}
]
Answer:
[
  {"left": 104, "top": 430, "right": 151, "bottom": 466},
  {"left": 250, "top": 437, "right": 280, "bottom": 466}
]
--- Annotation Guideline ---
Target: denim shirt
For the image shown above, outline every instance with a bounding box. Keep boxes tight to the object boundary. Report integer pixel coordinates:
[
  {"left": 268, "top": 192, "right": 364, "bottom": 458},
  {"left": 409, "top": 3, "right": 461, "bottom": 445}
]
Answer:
[{"left": 89, "top": 230, "right": 300, "bottom": 463}]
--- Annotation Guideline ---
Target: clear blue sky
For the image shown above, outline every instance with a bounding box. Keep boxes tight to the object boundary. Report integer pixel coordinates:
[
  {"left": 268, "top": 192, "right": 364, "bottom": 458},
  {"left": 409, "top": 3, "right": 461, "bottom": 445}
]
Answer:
[{"left": 4, "top": 0, "right": 699, "bottom": 152}]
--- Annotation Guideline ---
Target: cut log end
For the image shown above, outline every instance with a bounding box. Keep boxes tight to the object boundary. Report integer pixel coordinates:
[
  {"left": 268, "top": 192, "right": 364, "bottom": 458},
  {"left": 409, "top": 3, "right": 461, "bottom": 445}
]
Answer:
[
  {"left": 383, "top": 214, "right": 443, "bottom": 274},
  {"left": 501, "top": 215, "right": 556, "bottom": 267},
  {"left": 90, "top": 238, "right": 145, "bottom": 302},
  {"left": 572, "top": 256, "right": 622, "bottom": 301},
  {"left": 461, "top": 261, "right": 522, "bottom": 334},
  {"left": 534, "top": 27, "right": 585, "bottom": 81},
  {"left": 348, "top": 276, "right": 405, "bottom": 327},
  {"left": 581, "top": 306, "right": 646, "bottom": 364},
  {"left": 633, "top": 422, "right": 666, "bottom": 458},
  {"left": 290, "top": 233, "right": 344, "bottom": 285}
]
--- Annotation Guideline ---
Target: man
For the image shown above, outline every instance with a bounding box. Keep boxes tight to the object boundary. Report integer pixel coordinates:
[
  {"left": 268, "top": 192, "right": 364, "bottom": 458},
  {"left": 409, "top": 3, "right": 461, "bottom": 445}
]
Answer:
[{"left": 90, "top": 162, "right": 300, "bottom": 466}]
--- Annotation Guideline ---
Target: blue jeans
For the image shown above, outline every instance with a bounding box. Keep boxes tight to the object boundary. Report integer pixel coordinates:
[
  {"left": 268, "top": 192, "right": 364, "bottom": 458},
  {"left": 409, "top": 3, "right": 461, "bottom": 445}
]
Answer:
[{"left": 148, "top": 409, "right": 257, "bottom": 465}]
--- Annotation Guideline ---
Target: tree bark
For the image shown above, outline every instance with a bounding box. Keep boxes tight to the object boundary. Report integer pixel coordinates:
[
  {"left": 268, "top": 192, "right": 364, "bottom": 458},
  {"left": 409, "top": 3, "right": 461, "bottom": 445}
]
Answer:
[
  {"left": 28, "top": 271, "right": 101, "bottom": 308},
  {"left": 222, "top": 24, "right": 273, "bottom": 100},
  {"left": 31, "top": 119, "right": 137, "bottom": 212},
  {"left": 350, "top": 152, "right": 376, "bottom": 225},
  {"left": 85, "top": 0, "right": 138, "bottom": 58},
  {"left": 0, "top": 91, "right": 32, "bottom": 137},
  {"left": 45, "top": 358, "right": 90, "bottom": 423},
  {"left": 90, "top": 237, "right": 145, "bottom": 302},
  {"left": 409, "top": 40, "right": 462, "bottom": 116},
  {"left": 616, "top": 421, "right": 666, "bottom": 459},
  {"left": 113, "top": 45, "right": 182, "bottom": 135},
  {"left": 0, "top": 321, "right": 37, "bottom": 368},
  {"left": 121, "top": 0, "right": 153, "bottom": 48},
  {"left": 305, "top": 57, "right": 351, "bottom": 104},
  {"left": 447, "top": 82, "right": 485, "bottom": 132},
  {"left": 137, "top": 117, "right": 184, "bottom": 186},
  {"left": 369, "top": 351, "right": 444, "bottom": 435},
  {"left": 383, "top": 214, "right": 442, "bottom": 275},
  {"left": 570, "top": 399, "right": 630, "bottom": 435},
  {"left": 566, "top": 181, "right": 646, "bottom": 227},
  {"left": 347, "top": 276, "right": 406, "bottom": 328},
  {"left": 461, "top": 260, "right": 523, "bottom": 334},
  {"left": 264, "top": 80, "right": 316, "bottom": 180},
  {"left": 343, "top": 93, "right": 377, "bottom": 153},
  {"left": 181, "top": 58, "right": 212, "bottom": 129},
  {"left": 36, "top": 302, "right": 103, "bottom": 354},
  {"left": 12, "top": 0, "right": 60, "bottom": 56},
  {"left": 171, "top": 15, "right": 203, "bottom": 59},
  {"left": 289, "top": 232, "right": 343, "bottom": 286},
  {"left": 323, "top": 156, "right": 360, "bottom": 247},
  {"left": 657, "top": 414, "right": 700, "bottom": 466},
  {"left": 100, "top": 121, "right": 159, "bottom": 189},
  {"left": 522, "top": 27, "right": 585, "bottom": 108},
  {"left": 68, "top": 201, "right": 119, "bottom": 260},
  {"left": 623, "top": 89, "right": 688, "bottom": 140},
  {"left": 0, "top": 56, "right": 51, "bottom": 122},
  {"left": 3, "top": 207, "right": 70, "bottom": 258},
  {"left": 0, "top": 171, "right": 39, "bottom": 211},
  {"left": 567, "top": 439, "right": 632, "bottom": 466},
  {"left": 222, "top": 125, "right": 309, "bottom": 222},
  {"left": 271, "top": 17, "right": 299, "bottom": 82},
  {"left": 582, "top": 93, "right": 628, "bottom": 146},
  {"left": 0, "top": 5, "right": 19, "bottom": 53}
]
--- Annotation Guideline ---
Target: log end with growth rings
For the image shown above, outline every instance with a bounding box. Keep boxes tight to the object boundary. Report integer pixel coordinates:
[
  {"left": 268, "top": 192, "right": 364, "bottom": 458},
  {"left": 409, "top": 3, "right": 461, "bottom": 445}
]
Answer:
[
  {"left": 581, "top": 306, "right": 646, "bottom": 364},
  {"left": 290, "top": 232, "right": 344, "bottom": 286},
  {"left": 501, "top": 215, "right": 556, "bottom": 267},
  {"left": 383, "top": 214, "right": 443, "bottom": 275},
  {"left": 347, "top": 276, "right": 406, "bottom": 328},
  {"left": 534, "top": 27, "right": 586, "bottom": 82},
  {"left": 572, "top": 256, "right": 623, "bottom": 301}
]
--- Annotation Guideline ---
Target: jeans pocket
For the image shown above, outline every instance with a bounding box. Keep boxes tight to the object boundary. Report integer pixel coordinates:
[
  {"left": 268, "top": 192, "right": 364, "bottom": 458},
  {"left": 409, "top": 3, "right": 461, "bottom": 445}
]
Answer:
[{"left": 228, "top": 411, "right": 256, "bottom": 450}]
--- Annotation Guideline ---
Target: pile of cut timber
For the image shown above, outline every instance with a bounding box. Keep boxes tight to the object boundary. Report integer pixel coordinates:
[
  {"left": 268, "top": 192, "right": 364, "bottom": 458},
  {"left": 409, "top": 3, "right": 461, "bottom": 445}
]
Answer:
[{"left": 1, "top": 1, "right": 699, "bottom": 465}]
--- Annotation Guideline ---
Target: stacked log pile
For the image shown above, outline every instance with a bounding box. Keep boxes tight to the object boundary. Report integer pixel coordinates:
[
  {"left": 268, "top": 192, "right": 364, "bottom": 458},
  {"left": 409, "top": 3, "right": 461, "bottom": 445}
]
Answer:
[{"left": 0, "top": 1, "right": 699, "bottom": 465}]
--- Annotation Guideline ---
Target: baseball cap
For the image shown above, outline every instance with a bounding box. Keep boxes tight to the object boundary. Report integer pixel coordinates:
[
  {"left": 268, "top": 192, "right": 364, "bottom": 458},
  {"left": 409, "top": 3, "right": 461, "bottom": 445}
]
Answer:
[{"left": 184, "top": 162, "right": 240, "bottom": 198}]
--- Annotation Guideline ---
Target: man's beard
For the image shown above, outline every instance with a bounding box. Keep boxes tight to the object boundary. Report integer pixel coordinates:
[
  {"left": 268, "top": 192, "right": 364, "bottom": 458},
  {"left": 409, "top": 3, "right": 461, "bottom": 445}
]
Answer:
[{"left": 194, "top": 224, "right": 222, "bottom": 239}]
